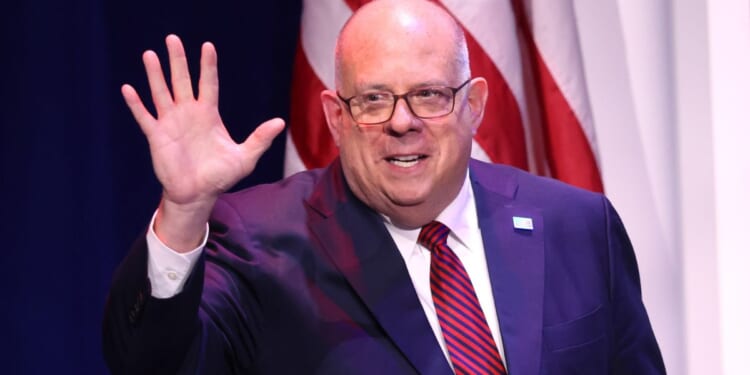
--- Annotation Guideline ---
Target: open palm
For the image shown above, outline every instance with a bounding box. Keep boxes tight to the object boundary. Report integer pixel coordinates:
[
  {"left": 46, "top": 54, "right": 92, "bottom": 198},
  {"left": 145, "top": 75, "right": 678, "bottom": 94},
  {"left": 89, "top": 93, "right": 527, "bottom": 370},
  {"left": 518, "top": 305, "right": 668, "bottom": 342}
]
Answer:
[{"left": 122, "top": 35, "right": 284, "bottom": 207}]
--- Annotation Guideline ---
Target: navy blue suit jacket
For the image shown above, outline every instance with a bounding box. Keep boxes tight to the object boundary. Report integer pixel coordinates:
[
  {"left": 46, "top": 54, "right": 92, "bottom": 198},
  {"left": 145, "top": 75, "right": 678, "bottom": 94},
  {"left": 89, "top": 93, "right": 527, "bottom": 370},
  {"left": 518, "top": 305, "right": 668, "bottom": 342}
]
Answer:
[{"left": 103, "top": 159, "right": 665, "bottom": 374}]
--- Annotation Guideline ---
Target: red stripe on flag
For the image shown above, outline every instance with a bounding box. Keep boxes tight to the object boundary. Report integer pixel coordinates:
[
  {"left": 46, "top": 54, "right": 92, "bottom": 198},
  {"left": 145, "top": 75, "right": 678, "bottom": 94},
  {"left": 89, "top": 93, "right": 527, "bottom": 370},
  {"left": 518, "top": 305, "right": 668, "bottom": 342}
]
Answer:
[
  {"left": 464, "top": 30, "right": 529, "bottom": 170},
  {"left": 289, "top": 40, "right": 338, "bottom": 169},
  {"left": 510, "top": 0, "right": 604, "bottom": 192},
  {"left": 533, "top": 54, "right": 603, "bottom": 192}
]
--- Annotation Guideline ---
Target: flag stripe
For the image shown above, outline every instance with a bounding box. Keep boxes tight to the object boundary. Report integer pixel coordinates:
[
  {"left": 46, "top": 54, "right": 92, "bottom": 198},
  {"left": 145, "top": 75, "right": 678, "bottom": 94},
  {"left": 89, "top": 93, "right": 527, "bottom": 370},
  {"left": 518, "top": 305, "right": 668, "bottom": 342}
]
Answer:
[
  {"left": 510, "top": 0, "right": 604, "bottom": 192},
  {"left": 465, "top": 30, "right": 529, "bottom": 170},
  {"left": 289, "top": 41, "right": 338, "bottom": 169}
]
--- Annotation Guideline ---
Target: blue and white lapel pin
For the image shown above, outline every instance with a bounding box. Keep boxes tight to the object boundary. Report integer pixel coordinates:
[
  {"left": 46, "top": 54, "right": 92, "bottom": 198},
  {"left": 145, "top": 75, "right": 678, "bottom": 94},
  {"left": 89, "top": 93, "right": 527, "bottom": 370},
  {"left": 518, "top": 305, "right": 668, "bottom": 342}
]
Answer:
[{"left": 512, "top": 216, "right": 534, "bottom": 231}]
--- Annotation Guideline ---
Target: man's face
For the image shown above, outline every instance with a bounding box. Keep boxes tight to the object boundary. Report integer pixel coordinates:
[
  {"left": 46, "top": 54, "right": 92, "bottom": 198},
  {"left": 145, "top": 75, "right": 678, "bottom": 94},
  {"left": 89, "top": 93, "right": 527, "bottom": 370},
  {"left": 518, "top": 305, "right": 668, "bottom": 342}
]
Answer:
[{"left": 322, "top": 19, "right": 487, "bottom": 228}]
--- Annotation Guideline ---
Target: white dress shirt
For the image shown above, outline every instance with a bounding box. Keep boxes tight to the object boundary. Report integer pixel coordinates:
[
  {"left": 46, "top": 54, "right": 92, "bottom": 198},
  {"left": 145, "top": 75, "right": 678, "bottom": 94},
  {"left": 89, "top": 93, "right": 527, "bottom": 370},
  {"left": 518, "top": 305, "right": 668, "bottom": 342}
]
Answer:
[{"left": 146, "top": 171, "right": 505, "bottom": 365}]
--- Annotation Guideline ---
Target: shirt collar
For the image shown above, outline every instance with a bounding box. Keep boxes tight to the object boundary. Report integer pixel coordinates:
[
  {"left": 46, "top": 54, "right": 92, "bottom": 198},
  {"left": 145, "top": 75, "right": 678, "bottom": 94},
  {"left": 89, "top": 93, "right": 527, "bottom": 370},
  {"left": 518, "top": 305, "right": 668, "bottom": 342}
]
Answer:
[{"left": 435, "top": 170, "right": 476, "bottom": 250}]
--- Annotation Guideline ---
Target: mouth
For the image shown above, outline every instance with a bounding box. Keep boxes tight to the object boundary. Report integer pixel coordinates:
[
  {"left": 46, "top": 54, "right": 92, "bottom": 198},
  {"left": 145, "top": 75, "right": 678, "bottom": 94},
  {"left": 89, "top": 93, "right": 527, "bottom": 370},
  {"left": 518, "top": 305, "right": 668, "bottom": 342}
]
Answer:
[{"left": 385, "top": 154, "right": 427, "bottom": 168}]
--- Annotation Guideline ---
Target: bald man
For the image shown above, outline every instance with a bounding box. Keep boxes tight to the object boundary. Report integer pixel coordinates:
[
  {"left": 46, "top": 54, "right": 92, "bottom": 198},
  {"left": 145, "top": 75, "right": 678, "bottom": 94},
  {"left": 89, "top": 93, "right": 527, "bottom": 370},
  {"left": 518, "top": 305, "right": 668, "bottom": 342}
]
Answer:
[{"left": 103, "top": 0, "right": 665, "bottom": 374}]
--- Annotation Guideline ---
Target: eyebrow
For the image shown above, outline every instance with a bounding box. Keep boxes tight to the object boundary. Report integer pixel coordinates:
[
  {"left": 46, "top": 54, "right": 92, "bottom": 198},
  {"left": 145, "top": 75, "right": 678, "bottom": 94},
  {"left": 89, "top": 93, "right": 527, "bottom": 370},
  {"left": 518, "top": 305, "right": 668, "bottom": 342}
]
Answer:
[{"left": 354, "top": 80, "right": 453, "bottom": 93}]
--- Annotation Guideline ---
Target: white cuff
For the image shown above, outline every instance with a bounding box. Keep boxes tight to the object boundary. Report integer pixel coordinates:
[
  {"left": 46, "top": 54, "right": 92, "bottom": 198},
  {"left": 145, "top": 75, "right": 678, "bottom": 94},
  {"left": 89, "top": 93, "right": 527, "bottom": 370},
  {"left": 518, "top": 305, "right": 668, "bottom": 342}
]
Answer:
[{"left": 146, "top": 210, "right": 208, "bottom": 298}]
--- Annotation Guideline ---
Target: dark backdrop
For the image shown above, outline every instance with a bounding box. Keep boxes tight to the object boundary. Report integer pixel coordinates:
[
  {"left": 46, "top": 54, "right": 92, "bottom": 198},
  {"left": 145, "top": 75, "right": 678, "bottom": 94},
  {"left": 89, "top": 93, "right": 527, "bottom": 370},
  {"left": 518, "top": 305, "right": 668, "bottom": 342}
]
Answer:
[{"left": 1, "top": 1, "right": 302, "bottom": 373}]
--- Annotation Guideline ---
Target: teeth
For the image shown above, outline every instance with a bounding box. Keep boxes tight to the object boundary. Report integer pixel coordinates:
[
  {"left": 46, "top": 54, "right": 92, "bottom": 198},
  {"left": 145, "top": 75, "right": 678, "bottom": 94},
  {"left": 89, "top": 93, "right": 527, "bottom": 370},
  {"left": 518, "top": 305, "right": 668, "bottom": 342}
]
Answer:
[
  {"left": 390, "top": 159, "right": 418, "bottom": 167},
  {"left": 388, "top": 155, "right": 422, "bottom": 167},
  {"left": 392, "top": 155, "right": 419, "bottom": 162}
]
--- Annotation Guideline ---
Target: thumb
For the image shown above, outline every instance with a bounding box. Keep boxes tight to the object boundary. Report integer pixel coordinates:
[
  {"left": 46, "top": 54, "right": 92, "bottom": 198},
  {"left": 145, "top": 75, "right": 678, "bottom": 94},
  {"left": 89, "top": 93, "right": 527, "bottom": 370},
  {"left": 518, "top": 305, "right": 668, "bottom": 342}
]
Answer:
[{"left": 239, "top": 117, "right": 286, "bottom": 173}]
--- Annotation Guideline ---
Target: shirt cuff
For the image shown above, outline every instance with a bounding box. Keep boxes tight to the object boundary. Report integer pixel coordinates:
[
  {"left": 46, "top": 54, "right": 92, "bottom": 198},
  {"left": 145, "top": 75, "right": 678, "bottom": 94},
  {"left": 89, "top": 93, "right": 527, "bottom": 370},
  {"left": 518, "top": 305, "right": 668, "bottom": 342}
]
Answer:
[{"left": 146, "top": 210, "right": 208, "bottom": 299}]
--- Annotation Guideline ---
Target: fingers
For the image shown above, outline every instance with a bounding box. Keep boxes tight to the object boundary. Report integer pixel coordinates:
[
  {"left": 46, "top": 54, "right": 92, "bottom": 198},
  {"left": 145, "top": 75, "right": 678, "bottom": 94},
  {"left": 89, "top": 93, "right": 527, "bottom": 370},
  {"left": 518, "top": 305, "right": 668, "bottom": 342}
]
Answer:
[
  {"left": 166, "top": 34, "right": 195, "bottom": 103},
  {"left": 198, "top": 42, "right": 219, "bottom": 105},
  {"left": 121, "top": 84, "right": 156, "bottom": 135},
  {"left": 140, "top": 35, "right": 214, "bottom": 115},
  {"left": 142, "top": 50, "right": 174, "bottom": 115},
  {"left": 239, "top": 118, "right": 286, "bottom": 173}
]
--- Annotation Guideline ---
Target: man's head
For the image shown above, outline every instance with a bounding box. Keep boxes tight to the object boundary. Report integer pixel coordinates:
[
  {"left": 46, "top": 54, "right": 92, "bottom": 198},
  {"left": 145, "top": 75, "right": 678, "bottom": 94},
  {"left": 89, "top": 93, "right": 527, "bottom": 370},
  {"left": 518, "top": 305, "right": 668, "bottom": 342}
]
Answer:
[{"left": 321, "top": 0, "right": 488, "bottom": 229}]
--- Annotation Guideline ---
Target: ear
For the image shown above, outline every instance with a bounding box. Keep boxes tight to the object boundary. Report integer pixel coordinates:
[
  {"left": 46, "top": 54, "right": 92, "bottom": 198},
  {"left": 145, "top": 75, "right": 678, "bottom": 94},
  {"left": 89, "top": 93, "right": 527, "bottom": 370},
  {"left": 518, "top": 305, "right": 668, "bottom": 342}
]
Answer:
[
  {"left": 465, "top": 77, "right": 488, "bottom": 133},
  {"left": 321, "top": 90, "right": 345, "bottom": 146}
]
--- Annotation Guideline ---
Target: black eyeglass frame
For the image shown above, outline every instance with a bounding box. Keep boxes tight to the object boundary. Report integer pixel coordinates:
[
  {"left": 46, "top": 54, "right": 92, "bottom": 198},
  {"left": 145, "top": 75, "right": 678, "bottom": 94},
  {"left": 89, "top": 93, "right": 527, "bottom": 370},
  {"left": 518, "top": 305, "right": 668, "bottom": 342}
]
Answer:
[{"left": 336, "top": 78, "right": 473, "bottom": 125}]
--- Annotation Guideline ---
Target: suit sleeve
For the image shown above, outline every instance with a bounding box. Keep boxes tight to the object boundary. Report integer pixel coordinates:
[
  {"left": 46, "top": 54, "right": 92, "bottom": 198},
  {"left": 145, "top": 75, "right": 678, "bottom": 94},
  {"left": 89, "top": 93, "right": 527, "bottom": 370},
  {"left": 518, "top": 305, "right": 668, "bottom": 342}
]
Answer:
[
  {"left": 102, "top": 231, "right": 206, "bottom": 374},
  {"left": 102, "top": 198, "right": 259, "bottom": 374},
  {"left": 603, "top": 196, "right": 666, "bottom": 374}
]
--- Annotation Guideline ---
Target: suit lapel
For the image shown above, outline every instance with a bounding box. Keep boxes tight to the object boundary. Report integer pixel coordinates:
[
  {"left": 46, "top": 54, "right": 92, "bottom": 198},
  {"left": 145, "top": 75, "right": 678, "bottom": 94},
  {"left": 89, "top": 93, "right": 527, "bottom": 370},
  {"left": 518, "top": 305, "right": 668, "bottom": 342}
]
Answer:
[
  {"left": 306, "top": 160, "right": 453, "bottom": 375},
  {"left": 470, "top": 161, "right": 544, "bottom": 375}
]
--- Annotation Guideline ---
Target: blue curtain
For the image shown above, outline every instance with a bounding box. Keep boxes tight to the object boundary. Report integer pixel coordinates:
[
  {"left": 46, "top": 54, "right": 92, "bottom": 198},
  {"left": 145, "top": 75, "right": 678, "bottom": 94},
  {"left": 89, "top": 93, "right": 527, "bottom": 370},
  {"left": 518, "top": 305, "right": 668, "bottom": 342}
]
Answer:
[{"left": 0, "top": 0, "right": 301, "bottom": 373}]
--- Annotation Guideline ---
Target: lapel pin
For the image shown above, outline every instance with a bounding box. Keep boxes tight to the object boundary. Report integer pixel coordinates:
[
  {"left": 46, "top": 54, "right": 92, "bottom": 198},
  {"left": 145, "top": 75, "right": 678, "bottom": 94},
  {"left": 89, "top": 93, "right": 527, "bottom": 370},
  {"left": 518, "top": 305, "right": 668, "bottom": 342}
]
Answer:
[{"left": 512, "top": 216, "right": 534, "bottom": 230}]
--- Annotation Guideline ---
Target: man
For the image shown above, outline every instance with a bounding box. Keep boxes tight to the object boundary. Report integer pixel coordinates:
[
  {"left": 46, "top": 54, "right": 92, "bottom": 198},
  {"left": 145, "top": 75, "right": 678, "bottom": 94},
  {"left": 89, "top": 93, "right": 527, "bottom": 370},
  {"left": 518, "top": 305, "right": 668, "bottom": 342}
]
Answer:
[{"left": 103, "top": 0, "right": 665, "bottom": 374}]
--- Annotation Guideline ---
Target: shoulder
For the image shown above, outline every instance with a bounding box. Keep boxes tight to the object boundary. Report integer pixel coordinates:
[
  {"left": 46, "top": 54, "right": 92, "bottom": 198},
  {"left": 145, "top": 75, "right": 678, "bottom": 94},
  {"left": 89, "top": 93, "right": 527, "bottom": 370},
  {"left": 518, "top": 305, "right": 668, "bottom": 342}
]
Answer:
[
  {"left": 469, "top": 159, "right": 614, "bottom": 230},
  {"left": 470, "top": 159, "right": 605, "bottom": 206}
]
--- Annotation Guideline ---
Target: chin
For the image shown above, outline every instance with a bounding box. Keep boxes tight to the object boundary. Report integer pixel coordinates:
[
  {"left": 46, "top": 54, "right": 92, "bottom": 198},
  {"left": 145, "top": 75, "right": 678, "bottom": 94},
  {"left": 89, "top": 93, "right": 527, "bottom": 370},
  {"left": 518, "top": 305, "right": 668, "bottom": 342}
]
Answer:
[{"left": 386, "top": 189, "right": 430, "bottom": 207}]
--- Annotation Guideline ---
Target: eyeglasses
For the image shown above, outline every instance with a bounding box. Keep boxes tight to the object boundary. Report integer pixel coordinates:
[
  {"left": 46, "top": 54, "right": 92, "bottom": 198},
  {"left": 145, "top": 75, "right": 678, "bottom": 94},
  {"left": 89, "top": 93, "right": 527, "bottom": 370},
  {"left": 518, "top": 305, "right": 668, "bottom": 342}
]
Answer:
[{"left": 337, "top": 79, "right": 472, "bottom": 125}]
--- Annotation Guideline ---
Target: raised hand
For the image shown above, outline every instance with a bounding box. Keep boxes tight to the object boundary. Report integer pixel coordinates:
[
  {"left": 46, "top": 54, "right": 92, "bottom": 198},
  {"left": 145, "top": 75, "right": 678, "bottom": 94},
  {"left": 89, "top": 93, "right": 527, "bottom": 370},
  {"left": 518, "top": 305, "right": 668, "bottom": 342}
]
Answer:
[{"left": 122, "top": 35, "right": 285, "bottom": 251}]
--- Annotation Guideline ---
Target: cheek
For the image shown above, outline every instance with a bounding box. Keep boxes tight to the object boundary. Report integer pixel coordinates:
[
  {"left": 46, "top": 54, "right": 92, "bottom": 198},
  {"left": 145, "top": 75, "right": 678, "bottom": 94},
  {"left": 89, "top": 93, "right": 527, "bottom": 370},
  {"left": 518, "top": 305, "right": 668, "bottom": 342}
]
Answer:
[
  {"left": 436, "top": 126, "right": 473, "bottom": 161},
  {"left": 339, "top": 131, "right": 379, "bottom": 176}
]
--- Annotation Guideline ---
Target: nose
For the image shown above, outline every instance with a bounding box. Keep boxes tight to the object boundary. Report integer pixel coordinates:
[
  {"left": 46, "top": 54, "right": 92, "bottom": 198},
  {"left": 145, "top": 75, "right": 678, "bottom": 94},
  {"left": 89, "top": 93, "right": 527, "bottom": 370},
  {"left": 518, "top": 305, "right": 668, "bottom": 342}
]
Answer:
[{"left": 386, "top": 96, "right": 421, "bottom": 135}]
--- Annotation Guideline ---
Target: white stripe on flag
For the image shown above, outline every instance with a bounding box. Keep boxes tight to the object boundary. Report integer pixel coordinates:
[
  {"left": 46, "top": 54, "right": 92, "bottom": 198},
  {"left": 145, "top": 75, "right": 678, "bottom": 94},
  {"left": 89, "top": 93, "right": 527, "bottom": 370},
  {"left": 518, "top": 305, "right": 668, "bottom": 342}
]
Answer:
[{"left": 301, "top": 0, "right": 351, "bottom": 89}]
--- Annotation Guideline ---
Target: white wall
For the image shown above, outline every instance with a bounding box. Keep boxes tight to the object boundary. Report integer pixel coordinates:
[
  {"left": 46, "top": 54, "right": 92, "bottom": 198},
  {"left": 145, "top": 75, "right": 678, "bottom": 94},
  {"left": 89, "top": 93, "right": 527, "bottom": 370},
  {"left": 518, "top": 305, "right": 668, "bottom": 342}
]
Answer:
[
  {"left": 706, "top": 1, "right": 750, "bottom": 374},
  {"left": 673, "top": 0, "right": 723, "bottom": 374},
  {"left": 575, "top": 0, "right": 750, "bottom": 374}
]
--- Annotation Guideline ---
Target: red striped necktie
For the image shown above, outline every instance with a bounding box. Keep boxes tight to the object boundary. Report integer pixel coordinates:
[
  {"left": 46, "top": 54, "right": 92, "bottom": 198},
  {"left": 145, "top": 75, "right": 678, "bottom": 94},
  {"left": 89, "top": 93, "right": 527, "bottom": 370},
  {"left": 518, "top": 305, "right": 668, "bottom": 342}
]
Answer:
[{"left": 418, "top": 221, "right": 508, "bottom": 375}]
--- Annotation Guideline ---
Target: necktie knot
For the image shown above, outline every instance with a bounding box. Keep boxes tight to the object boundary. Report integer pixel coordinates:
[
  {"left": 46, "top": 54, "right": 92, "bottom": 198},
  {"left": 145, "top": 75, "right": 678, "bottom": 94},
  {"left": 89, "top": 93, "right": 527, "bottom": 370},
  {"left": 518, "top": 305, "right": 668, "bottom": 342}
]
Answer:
[{"left": 418, "top": 221, "right": 450, "bottom": 251}]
